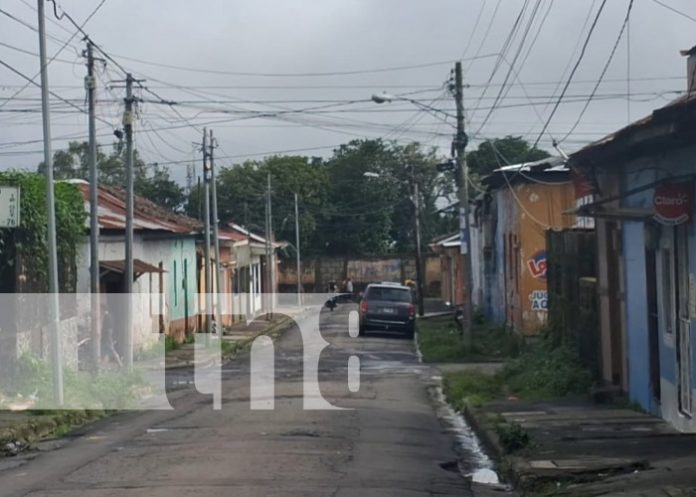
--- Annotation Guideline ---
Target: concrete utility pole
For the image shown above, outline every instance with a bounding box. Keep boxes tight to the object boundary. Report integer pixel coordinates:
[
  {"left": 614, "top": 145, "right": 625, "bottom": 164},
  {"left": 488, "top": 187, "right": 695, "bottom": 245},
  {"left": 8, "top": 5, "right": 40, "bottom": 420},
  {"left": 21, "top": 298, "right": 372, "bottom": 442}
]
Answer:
[
  {"left": 264, "top": 173, "right": 273, "bottom": 318},
  {"left": 413, "top": 182, "right": 425, "bottom": 316},
  {"left": 37, "top": 0, "right": 63, "bottom": 405},
  {"left": 294, "top": 193, "right": 301, "bottom": 306},
  {"left": 123, "top": 73, "right": 135, "bottom": 370},
  {"left": 202, "top": 129, "right": 213, "bottom": 334},
  {"left": 85, "top": 40, "right": 100, "bottom": 371},
  {"left": 209, "top": 129, "right": 223, "bottom": 335},
  {"left": 453, "top": 61, "right": 473, "bottom": 344}
]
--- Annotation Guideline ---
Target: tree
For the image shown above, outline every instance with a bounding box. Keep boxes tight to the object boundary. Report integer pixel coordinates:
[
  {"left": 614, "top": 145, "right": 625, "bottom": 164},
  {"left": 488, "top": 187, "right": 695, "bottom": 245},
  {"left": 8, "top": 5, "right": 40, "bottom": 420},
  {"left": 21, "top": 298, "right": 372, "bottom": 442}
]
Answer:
[
  {"left": 38, "top": 141, "right": 185, "bottom": 211},
  {"left": 466, "top": 136, "right": 551, "bottom": 178},
  {"left": 210, "top": 156, "right": 328, "bottom": 256}
]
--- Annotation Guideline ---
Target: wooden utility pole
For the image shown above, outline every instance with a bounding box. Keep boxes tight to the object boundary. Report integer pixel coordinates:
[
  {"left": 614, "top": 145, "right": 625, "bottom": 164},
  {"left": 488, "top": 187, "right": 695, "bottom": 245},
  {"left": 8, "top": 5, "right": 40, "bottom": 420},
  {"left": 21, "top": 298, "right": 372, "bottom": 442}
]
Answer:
[
  {"left": 209, "top": 130, "right": 223, "bottom": 335},
  {"left": 202, "top": 128, "right": 213, "bottom": 334},
  {"left": 453, "top": 61, "right": 473, "bottom": 345},
  {"left": 123, "top": 73, "right": 135, "bottom": 370}
]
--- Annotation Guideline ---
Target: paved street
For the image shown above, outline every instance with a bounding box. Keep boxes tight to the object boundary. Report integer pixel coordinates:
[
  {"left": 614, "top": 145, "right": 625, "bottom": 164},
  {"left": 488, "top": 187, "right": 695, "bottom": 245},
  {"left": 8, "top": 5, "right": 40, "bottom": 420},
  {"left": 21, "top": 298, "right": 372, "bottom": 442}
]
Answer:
[{"left": 0, "top": 305, "right": 495, "bottom": 497}]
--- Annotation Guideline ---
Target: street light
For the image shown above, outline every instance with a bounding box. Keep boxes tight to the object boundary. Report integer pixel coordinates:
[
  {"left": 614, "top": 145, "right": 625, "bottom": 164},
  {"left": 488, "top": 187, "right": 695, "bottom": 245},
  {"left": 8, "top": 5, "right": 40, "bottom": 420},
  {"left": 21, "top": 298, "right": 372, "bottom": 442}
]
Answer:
[
  {"left": 363, "top": 166, "right": 425, "bottom": 317},
  {"left": 371, "top": 64, "right": 473, "bottom": 342}
]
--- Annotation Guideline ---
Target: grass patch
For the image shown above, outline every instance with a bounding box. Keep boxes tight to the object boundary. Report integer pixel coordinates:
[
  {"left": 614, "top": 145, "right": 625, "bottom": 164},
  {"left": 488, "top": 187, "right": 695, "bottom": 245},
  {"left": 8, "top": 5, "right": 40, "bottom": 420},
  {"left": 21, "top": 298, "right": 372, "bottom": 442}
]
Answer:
[
  {"left": 444, "top": 370, "right": 504, "bottom": 409},
  {"left": 443, "top": 334, "right": 594, "bottom": 409},
  {"left": 500, "top": 340, "right": 593, "bottom": 401},
  {"left": 417, "top": 316, "right": 520, "bottom": 363}
]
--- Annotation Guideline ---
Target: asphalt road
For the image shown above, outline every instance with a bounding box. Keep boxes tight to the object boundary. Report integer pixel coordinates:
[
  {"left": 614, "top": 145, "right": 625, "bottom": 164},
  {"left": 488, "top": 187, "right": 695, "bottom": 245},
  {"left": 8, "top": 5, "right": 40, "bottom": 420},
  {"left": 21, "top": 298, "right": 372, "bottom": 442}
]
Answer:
[{"left": 0, "top": 305, "right": 491, "bottom": 497}]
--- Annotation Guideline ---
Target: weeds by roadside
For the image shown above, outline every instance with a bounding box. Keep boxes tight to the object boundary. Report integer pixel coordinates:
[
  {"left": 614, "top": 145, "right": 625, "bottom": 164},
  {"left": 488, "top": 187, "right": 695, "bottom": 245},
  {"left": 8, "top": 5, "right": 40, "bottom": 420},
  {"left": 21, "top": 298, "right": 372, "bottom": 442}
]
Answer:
[
  {"left": 442, "top": 333, "right": 593, "bottom": 408},
  {"left": 417, "top": 316, "right": 521, "bottom": 363}
]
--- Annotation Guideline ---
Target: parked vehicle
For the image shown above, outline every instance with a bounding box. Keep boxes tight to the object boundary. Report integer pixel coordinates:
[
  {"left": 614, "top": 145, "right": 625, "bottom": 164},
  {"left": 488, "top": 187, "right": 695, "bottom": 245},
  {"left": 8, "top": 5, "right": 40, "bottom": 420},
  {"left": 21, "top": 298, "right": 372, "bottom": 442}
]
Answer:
[{"left": 358, "top": 282, "right": 416, "bottom": 338}]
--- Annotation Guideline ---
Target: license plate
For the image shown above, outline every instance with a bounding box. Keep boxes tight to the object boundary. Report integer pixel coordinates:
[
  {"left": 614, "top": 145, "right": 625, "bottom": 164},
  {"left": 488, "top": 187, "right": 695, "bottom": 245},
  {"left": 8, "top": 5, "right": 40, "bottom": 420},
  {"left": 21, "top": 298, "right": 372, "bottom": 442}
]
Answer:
[{"left": 381, "top": 307, "right": 396, "bottom": 314}]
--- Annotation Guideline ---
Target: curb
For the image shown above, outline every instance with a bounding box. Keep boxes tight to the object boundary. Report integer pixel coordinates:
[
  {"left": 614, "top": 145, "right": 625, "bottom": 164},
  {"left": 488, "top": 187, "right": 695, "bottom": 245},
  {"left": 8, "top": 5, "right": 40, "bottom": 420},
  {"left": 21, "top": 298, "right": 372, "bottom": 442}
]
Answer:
[{"left": 0, "top": 410, "right": 107, "bottom": 455}]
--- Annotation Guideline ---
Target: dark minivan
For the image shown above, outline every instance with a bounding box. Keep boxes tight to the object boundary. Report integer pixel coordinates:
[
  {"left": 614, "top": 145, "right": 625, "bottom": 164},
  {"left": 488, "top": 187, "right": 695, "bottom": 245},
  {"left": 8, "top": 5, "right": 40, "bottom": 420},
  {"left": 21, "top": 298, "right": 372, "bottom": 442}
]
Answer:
[{"left": 358, "top": 283, "right": 415, "bottom": 338}]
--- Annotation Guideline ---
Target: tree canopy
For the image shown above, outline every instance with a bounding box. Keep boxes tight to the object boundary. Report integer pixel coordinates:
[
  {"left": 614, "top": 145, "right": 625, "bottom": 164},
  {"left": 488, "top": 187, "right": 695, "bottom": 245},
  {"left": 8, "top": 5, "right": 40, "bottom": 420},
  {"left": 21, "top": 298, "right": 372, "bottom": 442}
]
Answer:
[
  {"left": 466, "top": 135, "right": 550, "bottom": 179},
  {"left": 37, "top": 141, "right": 185, "bottom": 211}
]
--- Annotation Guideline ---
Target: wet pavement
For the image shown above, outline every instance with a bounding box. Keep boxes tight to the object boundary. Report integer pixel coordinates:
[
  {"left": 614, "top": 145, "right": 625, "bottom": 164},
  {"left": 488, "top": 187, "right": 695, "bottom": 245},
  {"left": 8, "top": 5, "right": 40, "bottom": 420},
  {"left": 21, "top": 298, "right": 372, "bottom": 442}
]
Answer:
[{"left": 0, "top": 304, "right": 506, "bottom": 497}]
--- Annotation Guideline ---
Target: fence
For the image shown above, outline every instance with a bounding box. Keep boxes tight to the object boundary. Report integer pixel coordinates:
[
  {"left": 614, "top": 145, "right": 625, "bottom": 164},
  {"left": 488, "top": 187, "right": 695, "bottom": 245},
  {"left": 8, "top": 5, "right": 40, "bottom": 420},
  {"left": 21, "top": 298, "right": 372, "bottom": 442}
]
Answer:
[{"left": 546, "top": 229, "right": 600, "bottom": 376}]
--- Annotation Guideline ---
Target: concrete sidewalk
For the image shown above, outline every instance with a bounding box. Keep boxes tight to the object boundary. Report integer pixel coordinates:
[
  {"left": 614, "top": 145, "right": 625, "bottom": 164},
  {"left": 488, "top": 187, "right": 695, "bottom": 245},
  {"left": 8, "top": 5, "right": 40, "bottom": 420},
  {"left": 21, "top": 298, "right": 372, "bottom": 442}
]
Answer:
[{"left": 466, "top": 397, "right": 696, "bottom": 496}]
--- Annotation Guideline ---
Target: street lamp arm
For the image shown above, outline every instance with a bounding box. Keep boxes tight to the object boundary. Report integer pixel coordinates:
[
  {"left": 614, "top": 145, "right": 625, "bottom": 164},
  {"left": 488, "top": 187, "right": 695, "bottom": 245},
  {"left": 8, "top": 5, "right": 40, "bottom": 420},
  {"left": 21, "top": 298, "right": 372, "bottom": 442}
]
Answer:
[{"left": 371, "top": 93, "right": 456, "bottom": 120}]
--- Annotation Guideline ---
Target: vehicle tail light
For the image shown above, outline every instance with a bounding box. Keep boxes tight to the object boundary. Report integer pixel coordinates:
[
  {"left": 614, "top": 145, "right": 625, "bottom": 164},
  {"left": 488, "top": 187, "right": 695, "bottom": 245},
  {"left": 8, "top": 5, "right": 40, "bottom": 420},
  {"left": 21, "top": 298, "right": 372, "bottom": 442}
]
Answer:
[
  {"left": 408, "top": 304, "right": 416, "bottom": 317},
  {"left": 360, "top": 300, "right": 368, "bottom": 313}
]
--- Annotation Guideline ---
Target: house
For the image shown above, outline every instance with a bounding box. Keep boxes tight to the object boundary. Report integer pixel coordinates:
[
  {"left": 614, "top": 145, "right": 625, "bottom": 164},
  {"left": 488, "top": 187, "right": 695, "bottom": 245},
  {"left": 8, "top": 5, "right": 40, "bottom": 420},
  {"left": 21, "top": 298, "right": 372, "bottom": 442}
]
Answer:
[
  {"left": 568, "top": 46, "right": 696, "bottom": 432},
  {"left": 472, "top": 157, "right": 576, "bottom": 333},
  {"left": 223, "top": 222, "right": 279, "bottom": 321},
  {"left": 75, "top": 182, "right": 202, "bottom": 353},
  {"left": 430, "top": 233, "right": 465, "bottom": 307}
]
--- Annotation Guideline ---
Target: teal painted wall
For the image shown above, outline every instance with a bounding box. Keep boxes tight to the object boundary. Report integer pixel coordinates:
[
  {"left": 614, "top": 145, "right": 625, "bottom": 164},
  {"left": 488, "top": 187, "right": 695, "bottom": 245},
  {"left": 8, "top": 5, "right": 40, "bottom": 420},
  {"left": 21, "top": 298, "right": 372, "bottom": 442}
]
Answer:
[{"left": 167, "top": 237, "right": 197, "bottom": 323}]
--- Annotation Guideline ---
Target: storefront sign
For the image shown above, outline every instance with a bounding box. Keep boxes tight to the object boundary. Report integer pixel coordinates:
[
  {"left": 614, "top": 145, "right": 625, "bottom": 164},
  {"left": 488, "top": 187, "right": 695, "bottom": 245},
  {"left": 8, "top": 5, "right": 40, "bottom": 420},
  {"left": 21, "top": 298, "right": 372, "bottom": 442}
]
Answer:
[
  {"left": 527, "top": 250, "right": 547, "bottom": 280},
  {"left": 0, "top": 186, "right": 20, "bottom": 228},
  {"left": 529, "top": 290, "right": 548, "bottom": 311},
  {"left": 654, "top": 181, "right": 693, "bottom": 225}
]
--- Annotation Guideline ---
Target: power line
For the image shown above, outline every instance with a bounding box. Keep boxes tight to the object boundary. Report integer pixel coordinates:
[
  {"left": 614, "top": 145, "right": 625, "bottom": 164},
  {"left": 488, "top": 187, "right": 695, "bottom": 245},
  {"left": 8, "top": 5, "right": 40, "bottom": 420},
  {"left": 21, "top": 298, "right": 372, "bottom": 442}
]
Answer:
[
  {"left": 0, "top": 1, "right": 107, "bottom": 109},
  {"left": 650, "top": 0, "right": 696, "bottom": 23},
  {"left": 473, "top": 0, "right": 545, "bottom": 135},
  {"left": 559, "top": 0, "right": 634, "bottom": 143},
  {"left": 461, "top": 0, "right": 488, "bottom": 59},
  {"left": 0, "top": 57, "right": 113, "bottom": 126},
  {"left": 532, "top": 0, "right": 608, "bottom": 148},
  {"left": 94, "top": 52, "right": 501, "bottom": 78}
]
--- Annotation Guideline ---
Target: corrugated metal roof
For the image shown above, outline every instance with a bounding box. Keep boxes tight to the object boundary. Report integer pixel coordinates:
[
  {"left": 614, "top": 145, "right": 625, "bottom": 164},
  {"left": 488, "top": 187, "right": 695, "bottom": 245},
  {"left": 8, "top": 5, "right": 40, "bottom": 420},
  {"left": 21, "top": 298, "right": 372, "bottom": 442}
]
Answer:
[
  {"left": 100, "top": 259, "right": 165, "bottom": 275},
  {"left": 570, "top": 92, "right": 696, "bottom": 164},
  {"left": 76, "top": 182, "right": 202, "bottom": 234}
]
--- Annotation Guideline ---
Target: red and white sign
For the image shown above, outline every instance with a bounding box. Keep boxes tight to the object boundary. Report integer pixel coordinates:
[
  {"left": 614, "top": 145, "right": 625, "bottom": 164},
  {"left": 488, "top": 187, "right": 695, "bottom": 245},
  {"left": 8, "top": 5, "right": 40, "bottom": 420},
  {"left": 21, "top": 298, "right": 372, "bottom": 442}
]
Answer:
[{"left": 653, "top": 181, "right": 693, "bottom": 225}]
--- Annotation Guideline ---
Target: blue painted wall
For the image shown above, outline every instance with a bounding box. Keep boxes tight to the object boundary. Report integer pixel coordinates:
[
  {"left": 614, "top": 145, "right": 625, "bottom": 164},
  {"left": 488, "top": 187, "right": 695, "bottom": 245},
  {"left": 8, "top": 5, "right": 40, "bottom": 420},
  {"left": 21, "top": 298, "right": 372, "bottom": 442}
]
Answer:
[{"left": 621, "top": 220, "right": 653, "bottom": 412}]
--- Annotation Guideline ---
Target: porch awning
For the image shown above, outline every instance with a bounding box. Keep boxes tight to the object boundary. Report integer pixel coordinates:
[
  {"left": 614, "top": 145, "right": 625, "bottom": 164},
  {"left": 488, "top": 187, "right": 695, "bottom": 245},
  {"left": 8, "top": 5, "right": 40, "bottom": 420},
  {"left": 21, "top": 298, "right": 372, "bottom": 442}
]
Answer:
[
  {"left": 564, "top": 205, "right": 654, "bottom": 220},
  {"left": 100, "top": 259, "right": 165, "bottom": 279}
]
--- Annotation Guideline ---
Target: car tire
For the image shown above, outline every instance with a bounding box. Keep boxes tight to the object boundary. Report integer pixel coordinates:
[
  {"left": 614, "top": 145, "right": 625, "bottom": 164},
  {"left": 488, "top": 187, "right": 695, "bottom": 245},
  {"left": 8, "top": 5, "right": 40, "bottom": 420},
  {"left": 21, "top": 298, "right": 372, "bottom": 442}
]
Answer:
[{"left": 405, "top": 326, "right": 415, "bottom": 340}]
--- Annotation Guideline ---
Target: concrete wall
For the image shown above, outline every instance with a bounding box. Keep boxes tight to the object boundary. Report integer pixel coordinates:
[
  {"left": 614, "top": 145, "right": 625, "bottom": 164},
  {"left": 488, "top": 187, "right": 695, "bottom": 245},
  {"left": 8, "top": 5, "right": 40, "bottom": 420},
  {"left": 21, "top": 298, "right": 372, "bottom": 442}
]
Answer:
[{"left": 278, "top": 255, "right": 440, "bottom": 294}]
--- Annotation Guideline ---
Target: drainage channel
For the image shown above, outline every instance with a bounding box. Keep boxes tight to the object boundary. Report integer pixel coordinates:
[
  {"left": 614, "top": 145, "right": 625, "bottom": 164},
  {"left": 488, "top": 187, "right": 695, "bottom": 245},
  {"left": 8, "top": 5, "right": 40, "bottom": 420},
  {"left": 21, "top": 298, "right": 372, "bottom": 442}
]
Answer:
[{"left": 431, "top": 381, "right": 510, "bottom": 490}]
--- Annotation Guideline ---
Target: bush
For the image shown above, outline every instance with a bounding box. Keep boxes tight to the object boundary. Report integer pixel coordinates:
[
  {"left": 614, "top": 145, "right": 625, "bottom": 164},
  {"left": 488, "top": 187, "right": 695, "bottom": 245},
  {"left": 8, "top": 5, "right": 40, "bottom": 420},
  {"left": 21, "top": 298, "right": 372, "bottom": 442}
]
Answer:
[
  {"left": 501, "top": 339, "right": 593, "bottom": 400},
  {"left": 496, "top": 422, "right": 530, "bottom": 453}
]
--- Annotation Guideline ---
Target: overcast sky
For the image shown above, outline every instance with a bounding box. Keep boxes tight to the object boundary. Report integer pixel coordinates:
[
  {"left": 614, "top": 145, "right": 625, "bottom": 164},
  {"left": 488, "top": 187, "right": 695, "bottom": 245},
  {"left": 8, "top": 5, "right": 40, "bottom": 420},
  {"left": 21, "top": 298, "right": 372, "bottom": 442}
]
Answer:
[{"left": 2, "top": 0, "right": 696, "bottom": 185}]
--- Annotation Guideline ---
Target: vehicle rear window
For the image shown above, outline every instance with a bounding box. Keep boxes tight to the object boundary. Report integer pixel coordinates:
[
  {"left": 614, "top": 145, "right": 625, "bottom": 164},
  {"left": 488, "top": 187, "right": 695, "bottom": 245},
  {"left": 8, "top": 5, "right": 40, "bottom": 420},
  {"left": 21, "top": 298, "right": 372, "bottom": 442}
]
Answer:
[{"left": 365, "top": 287, "right": 412, "bottom": 302}]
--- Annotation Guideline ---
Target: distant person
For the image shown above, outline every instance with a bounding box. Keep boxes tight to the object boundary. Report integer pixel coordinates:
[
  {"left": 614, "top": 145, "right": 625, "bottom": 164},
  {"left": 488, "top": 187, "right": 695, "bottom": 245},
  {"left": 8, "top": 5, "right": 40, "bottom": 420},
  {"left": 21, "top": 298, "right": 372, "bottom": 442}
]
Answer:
[{"left": 346, "top": 278, "right": 354, "bottom": 294}]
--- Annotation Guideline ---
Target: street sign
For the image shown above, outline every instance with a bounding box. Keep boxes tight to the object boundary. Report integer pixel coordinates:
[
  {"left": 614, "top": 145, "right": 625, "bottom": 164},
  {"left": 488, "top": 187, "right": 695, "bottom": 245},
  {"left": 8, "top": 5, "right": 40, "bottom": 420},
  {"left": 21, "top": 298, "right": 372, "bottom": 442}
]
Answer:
[{"left": 0, "top": 186, "right": 20, "bottom": 228}]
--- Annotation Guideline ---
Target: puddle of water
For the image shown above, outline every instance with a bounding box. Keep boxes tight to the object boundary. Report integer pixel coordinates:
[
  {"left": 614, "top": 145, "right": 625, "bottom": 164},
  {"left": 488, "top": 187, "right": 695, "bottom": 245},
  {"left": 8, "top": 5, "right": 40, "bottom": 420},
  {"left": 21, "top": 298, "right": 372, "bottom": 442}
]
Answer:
[{"left": 433, "top": 386, "right": 500, "bottom": 486}]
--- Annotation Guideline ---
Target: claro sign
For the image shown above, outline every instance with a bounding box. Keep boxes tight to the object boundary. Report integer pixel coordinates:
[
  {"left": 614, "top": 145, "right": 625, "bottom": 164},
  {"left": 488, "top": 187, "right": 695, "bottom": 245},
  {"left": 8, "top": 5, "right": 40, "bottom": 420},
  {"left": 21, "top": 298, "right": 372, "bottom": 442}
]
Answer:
[{"left": 653, "top": 181, "right": 693, "bottom": 225}]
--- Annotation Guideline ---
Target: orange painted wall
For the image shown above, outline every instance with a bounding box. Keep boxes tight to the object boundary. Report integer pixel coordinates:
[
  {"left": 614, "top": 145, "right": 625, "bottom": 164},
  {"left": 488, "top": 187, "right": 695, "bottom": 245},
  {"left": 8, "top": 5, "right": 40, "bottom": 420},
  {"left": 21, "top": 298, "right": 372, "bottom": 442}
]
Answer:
[{"left": 503, "top": 181, "right": 576, "bottom": 334}]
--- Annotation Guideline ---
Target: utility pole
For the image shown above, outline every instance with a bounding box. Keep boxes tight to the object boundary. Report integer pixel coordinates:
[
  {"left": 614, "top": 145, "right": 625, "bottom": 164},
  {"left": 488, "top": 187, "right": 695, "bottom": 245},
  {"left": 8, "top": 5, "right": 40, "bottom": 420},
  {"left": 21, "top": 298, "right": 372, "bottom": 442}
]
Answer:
[
  {"left": 37, "top": 0, "right": 63, "bottom": 405},
  {"left": 264, "top": 173, "right": 273, "bottom": 318},
  {"left": 294, "top": 193, "right": 301, "bottom": 306},
  {"left": 453, "top": 61, "right": 473, "bottom": 345},
  {"left": 123, "top": 73, "right": 135, "bottom": 370},
  {"left": 85, "top": 40, "right": 100, "bottom": 371},
  {"left": 413, "top": 182, "right": 425, "bottom": 316},
  {"left": 209, "top": 129, "right": 223, "bottom": 335},
  {"left": 202, "top": 129, "right": 213, "bottom": 334}
]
